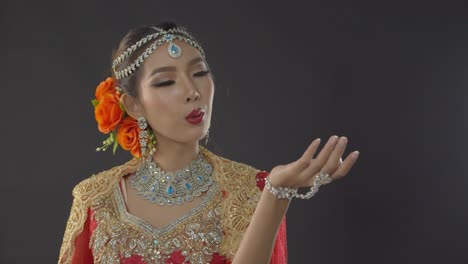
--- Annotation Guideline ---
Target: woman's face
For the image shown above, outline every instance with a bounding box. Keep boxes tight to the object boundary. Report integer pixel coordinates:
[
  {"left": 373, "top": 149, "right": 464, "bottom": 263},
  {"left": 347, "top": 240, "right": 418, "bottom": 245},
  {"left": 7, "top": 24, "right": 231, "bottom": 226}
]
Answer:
[{"left": 128, "top": 40, "right": 214, "bottom": 146}]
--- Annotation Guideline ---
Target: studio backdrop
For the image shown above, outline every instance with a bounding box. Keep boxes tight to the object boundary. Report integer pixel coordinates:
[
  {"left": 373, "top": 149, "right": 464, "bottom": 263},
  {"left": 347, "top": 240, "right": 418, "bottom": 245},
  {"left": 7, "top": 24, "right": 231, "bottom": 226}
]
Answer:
[{"left": 3, "top": 0, "right": 467, "bottom": 263}]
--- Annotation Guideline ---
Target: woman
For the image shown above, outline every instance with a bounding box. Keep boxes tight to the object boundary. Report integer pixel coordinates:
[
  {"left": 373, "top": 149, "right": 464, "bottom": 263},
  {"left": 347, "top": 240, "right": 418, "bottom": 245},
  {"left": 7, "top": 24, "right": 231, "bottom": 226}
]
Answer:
[{"left": 58, "top": 21, "right": 360, "bottom": 264}]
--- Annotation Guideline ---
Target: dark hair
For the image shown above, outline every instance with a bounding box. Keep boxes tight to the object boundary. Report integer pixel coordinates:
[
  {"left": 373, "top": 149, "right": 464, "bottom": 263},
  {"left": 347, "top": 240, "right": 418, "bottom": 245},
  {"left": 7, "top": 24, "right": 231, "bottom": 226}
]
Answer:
[{"left": 111, "top": 21, "right": 202, "bottom": 97}]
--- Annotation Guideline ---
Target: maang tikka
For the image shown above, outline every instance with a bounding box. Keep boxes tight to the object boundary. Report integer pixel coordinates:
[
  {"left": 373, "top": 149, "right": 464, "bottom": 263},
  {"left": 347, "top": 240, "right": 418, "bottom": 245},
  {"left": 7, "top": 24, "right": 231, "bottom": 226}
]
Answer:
[{"left": 112, "top": 27, "right": 205, "bottom": 81}]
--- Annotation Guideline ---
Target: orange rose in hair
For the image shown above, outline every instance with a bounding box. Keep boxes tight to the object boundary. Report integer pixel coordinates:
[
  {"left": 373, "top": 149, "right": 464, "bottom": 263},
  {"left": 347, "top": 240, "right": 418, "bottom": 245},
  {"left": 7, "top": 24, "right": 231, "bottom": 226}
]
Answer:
[
  {"left": 94, "top": 93, "right": 124, "bottom": 134},
  {"left": 95, "top": 77, "right": 116, "bottom": 100},
  {"left": 117, "top": 117, "right": 141, "bottom": 158}
]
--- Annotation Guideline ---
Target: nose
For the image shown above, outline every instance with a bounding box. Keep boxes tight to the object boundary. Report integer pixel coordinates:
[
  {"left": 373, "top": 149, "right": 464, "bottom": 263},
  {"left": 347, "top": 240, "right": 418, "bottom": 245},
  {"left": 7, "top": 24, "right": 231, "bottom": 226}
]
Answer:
[
  {"left": 185, "top": 80, "right": 200, "bottom": 103},
  {"left": 185, "top": 89, "right": 200, "bottom": 103}
]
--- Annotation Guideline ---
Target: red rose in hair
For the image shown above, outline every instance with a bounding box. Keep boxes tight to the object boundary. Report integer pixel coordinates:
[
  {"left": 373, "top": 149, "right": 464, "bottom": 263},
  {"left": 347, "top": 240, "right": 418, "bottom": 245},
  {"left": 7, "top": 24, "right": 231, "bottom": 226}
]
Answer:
[
  {"left": 116, "top": 117, "right": 141, "bottom": 158},
  {"left": 95, "top": 77, "right": 117, "bottom": 100},
  {"left": 94, "top": 93, "right": 124, "bottom": 134}
]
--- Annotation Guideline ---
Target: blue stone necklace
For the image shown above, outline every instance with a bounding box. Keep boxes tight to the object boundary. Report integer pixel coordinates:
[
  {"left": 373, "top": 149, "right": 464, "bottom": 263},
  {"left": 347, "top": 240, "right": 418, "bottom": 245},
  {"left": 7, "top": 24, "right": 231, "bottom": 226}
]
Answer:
[{"left": 131, "top": 152, "right": 214, "bottom": 206}]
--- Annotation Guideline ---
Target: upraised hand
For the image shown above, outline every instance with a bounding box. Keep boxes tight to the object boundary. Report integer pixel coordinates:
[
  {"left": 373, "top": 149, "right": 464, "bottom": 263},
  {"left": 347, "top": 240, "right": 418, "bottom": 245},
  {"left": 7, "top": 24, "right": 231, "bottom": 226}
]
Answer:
[{"left": 268, "top": 135, "right": 359, "bottom": 188}]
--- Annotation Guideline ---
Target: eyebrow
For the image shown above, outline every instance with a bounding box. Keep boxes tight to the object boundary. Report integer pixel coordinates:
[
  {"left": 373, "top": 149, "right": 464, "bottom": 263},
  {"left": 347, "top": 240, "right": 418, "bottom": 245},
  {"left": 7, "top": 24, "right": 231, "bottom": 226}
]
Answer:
[{"left": 148, "top": 57, "right": 204, "bottom": 79}]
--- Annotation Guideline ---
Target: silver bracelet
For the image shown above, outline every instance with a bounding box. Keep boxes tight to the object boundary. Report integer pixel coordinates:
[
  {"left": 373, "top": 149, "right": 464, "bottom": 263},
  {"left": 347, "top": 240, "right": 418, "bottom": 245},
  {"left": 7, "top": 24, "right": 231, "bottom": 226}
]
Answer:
[
  {"left": 264, "top": 176, "right": 298, "bottom": 200},
  {"left": 295, "top": 171, "right": 332, "bottom": 199},
  {"left": 265, "top": 171, "right": 333, "bottom": 200}
]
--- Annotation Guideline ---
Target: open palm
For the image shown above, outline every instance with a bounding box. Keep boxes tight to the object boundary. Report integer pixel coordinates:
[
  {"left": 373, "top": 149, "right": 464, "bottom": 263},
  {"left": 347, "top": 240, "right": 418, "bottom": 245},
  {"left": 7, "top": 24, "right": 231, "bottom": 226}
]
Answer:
[{"left": 268, "top": 135, "right": 360, "bottom": 188}]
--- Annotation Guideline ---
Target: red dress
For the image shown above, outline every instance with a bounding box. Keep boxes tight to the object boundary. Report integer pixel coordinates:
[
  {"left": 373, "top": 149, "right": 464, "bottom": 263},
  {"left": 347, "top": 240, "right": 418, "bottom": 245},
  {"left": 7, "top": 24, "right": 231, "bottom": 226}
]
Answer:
[{"left": 59, "top": 147, "right": 287, "bottom": 264}]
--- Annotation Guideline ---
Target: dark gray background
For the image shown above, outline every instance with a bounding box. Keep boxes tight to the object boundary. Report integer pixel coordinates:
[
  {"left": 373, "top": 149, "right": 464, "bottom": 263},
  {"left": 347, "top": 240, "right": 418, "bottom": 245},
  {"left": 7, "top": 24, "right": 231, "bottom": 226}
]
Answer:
[{"left": 3, "top": 0, "right": 467, "bottom": 263}]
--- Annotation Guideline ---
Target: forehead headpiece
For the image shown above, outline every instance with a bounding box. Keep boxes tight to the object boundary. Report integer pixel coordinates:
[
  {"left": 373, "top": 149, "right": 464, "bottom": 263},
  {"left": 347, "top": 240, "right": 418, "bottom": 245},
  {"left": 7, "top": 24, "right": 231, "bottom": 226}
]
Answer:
[{"left": 112, "top": 27, "right": 206, "bottom": 80}]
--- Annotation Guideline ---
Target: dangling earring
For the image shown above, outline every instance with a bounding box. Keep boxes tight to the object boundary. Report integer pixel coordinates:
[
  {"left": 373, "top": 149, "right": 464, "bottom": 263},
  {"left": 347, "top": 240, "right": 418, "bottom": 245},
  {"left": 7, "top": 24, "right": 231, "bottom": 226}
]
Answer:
[{"left": 137, "top": 117, "right": 156, "bottom": 160}]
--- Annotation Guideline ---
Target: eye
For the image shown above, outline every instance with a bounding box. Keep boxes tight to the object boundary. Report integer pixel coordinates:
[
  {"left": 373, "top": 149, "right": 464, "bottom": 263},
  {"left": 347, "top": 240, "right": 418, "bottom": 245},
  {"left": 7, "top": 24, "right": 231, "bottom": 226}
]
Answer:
[
  {"left": 193, "top": 70, "right": 210, "bottom": 77},
  {"left": 154, "top": 80, "right": 175, "bottom": 87}
]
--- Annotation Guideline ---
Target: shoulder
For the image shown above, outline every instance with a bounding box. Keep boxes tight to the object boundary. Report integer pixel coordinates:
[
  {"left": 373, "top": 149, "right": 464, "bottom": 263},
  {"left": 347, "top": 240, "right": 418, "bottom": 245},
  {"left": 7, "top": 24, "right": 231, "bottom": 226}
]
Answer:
[
  {"left": 59, "top": 159, "right": 139, "bottom": 264},
  {"left": 202, "top": 147, "right": 269, "bottom": 192},
  {"left": 203, "top": 146, "right": 269, "bottom": 192},
  {"left": 215, "top": 154, "right": 261, "bottom": 175},
  {"left": 203, "top": 147, "right": 264, "bottom": 174},
  {"left": 72, "top": 158, "right": 141, "bottom": 202}
]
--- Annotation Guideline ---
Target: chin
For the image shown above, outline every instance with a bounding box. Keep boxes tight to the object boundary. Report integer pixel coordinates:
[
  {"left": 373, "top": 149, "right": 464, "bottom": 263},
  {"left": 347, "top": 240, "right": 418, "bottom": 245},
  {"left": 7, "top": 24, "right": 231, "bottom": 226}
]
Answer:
[
  {"left": 179, "top": 121, "right": 210, "bottom": 143},
  {"left": 181, "top": 130, "right": 207, "bottom": 144}
]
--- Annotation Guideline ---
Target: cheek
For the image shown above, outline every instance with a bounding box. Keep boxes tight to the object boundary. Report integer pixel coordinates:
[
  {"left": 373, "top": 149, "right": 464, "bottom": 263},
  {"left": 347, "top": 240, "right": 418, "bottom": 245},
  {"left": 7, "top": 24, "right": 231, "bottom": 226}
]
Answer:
[
  {"left": 200, "top": 78, "right": 215, "bottom": 101},
  {"left": 140, "top": 89, "right": 180, "bottom": 127}
]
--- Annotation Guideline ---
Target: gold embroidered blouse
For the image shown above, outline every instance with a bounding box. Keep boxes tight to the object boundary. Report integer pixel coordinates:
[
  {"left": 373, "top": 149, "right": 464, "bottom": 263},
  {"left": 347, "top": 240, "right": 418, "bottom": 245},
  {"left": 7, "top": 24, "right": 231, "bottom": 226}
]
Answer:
[{"left": 58, "top": 147, "right": 288, "bottom": 264}]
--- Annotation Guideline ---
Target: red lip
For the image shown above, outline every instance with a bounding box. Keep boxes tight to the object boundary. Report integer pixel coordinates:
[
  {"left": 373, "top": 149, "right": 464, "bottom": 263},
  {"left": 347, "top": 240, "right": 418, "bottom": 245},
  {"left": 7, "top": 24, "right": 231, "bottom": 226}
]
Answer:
[{"left": 185, "top": 108, "right": 205, "bottom": 125}]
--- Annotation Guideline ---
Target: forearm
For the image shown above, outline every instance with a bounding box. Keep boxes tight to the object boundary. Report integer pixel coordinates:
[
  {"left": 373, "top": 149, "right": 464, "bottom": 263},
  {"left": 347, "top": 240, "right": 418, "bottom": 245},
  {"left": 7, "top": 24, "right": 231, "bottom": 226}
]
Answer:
[{"left": 232, "top": 188, "right": 290, "bottom": 264}]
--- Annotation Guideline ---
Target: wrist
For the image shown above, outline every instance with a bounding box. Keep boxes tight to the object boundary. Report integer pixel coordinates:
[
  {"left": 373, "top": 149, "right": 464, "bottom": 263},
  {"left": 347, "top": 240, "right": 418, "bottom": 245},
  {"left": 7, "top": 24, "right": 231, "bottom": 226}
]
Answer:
[
  {"left": 262, "top": 186, "right": 292, "bottom": 207},
  {"left": 266, "top": 172, "right": 287, "bottom": 187},
  {"left": 264, "top": 175, "right": 298, "bottom": 200}
]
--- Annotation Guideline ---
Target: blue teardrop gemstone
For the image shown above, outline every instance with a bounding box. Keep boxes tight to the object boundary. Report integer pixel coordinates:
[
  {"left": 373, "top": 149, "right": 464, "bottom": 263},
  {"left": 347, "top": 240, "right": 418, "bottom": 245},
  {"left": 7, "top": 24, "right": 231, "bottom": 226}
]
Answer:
[
  {"left": 171, "top": 44, "right": 179, "bottom": 54},
  {"left": 169, "top": 43, "right": 181, "bottom": 58},
  {"left": 167, "top": 186, "right": 174, "bottom": 195},
  {"left": 185, "top": 183, "right": 191, "bottom": 190},
  {"left": 197, "top": 175, "right": 204, "bottom": 182}
]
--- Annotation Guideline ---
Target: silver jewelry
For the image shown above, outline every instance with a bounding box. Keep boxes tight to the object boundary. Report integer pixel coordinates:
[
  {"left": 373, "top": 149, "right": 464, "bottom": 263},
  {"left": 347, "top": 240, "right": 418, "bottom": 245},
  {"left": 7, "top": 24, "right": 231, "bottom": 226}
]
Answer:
[
  {"left": 113, "top": 27, "right": 205, "bottom": 80},
  {"left": 264, "top": 171, "right": 333, "bottom": 200},
  {"left": 131, "top": 152, "right": 214, "bottom": 206},
  {"left": 137, "top": 116, "right": 157, "bottom": 160},
  {"left": 137, "top": 117, "right": 149, "bottom": 156},
  {"left": 264, "top": 177, "right": 298, "bottom": 200},
  {"left": 316, "top": 171, "right": 333, "bottom": 185},
  {"left": 295, "top": 171, "right": 332, "bottom": 200}
]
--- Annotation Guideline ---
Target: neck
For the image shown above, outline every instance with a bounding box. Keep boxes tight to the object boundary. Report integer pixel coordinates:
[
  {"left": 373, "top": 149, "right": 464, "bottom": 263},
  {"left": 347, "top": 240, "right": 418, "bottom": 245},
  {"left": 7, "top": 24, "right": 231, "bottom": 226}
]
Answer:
[{"left": 150, "top": 135, "right": 200, "bottom": 172}]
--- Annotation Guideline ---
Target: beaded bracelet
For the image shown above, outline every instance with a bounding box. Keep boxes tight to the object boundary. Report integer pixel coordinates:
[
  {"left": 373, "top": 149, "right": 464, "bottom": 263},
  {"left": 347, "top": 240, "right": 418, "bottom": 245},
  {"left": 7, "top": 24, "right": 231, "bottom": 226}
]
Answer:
[
  {"left": 264, "top": 177, "right": 298, "bottom": 199},
  {"left": 265, "top": 171, "right": 333, "bottom": 200}
]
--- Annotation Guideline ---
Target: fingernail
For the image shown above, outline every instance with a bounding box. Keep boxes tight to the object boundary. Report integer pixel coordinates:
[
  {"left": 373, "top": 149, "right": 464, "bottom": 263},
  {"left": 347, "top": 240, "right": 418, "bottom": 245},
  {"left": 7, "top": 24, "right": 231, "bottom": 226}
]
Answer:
[
  {"left": 338, "top": 137, "right": 346, "bottom": 144},
  {"left": 352, "top": 151, "right": 360, "bottom": 158}
]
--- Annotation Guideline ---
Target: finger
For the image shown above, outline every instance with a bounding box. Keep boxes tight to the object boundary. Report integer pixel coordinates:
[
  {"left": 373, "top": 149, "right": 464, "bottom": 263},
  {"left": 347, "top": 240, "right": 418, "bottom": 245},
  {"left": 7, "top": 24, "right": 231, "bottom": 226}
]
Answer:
[
  {"left": 288, "top": 138, "right": 322, "bottom": 173},
  {"left": 299, "top": 138, "right": 322, "bottom": 161},
  {"left": 331, "top": 151, "right": 360, "bottom": 179},
  {"left": 322, "top": 136, "right": 348, "bottom": 178},
  {"left": 313, "top": 135, "right": 339, "bottom": 168},
  {"left": 296, "top": 135, "right": 338, "bottom": 180}
]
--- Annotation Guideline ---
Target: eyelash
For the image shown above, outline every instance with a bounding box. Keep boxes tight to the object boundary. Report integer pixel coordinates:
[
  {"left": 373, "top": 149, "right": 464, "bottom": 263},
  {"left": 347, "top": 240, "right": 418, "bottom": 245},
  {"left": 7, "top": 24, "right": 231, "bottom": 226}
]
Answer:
[{"left": 154, "top": 70, "right": 211, "bottom": 87}]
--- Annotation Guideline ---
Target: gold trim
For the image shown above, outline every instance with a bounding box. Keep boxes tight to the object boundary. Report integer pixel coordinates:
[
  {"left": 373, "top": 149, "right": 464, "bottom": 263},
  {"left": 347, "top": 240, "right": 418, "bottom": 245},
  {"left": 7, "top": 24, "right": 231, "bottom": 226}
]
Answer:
[
  {"left": 58, "top": 147, "right": 263, "bottom": 263},
  {"left": 58, "top": 158, "right": 141, "bottom": 263}
]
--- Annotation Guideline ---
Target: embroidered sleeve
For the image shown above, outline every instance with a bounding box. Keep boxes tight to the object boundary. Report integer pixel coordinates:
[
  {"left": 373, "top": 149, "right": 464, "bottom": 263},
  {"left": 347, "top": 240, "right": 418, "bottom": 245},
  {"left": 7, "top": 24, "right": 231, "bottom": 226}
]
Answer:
[
  {"left": 71, "top": 208, "right": 94, "bottom": 264},
  {"left": 58, "top": 158, "right": 140, "bottom": 264},
  {"left": 58, "top": 189, "right": 94, "bottom": 264},
  {"left": 215, "top": 156, "right": 289, "bottom": 264}
]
